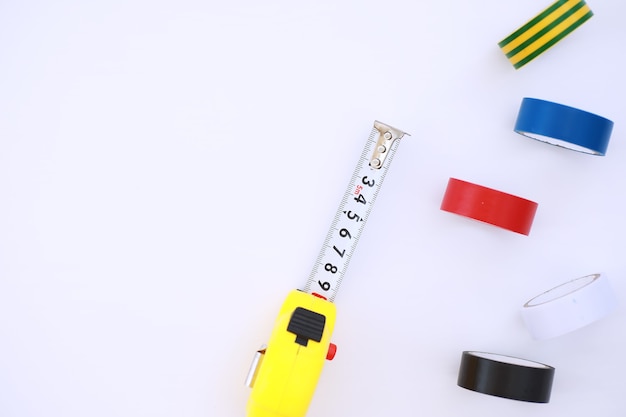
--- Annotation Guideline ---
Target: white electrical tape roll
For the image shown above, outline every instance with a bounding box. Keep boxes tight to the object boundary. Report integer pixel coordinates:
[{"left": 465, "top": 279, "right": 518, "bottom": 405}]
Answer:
[{"left": 521, "top": 273, "right": 618, "bottom": 340}]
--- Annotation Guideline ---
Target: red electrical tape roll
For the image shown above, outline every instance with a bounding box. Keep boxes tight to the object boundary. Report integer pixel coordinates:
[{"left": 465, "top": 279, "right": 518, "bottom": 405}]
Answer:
[{"left": 440, "top": 178, "right": 538, "bottom": 235}]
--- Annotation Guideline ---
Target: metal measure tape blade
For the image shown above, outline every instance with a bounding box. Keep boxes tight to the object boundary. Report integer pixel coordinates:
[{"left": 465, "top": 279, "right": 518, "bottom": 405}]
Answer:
[{"left": 303, "top": 120, "right": 408, "bottom": 301}]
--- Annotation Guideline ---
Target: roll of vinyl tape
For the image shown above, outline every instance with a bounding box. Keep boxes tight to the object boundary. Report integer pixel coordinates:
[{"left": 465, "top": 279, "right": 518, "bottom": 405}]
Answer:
[
  {"left": 440, "top": 178, "right": 538, "bottom": 235},
  {"left": 521, "top": 273, "right": 618, "bottom": 340},
  {"left": 498, "top": 0, "right": 593, "bottom": 69},
  {"left": 457, "top": 351, "right": 555, "bottom": 403},
  {"left": 514, "top": 97, "right": 614, "bottom": 155}
]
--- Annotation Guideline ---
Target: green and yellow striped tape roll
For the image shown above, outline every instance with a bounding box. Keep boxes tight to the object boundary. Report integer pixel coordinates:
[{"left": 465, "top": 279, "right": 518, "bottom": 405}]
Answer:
[{"left": 498, "top": 0, "right": 593, "bottom": 69}]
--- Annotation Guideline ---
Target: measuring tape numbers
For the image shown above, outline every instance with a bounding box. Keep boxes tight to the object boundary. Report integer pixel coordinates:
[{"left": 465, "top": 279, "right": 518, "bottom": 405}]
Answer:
[
  {"left": 303, "top": 120, "right": 408, "bottom": 302},
  {"left": 245, "top": 120, "right": 409, "bottom": 417}
]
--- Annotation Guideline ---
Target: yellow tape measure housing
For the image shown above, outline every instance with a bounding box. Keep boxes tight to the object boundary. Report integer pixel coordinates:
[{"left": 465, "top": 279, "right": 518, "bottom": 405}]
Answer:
[{"left": 246, "top": 291, "right": 337, "bottom": 417}]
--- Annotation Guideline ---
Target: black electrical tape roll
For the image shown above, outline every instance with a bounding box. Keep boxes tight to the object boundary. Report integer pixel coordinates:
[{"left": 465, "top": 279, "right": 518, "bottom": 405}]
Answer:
[{"left": 457, "top": 351, "right": 555, "bottom": 403}]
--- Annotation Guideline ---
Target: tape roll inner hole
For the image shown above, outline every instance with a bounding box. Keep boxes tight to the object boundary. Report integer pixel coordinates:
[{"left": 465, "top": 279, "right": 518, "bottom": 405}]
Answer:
[
  {"left": 468, "top": 352, "right": 551, "bottom": 369},
  {"left": 516, "top": 131, "right": 598, "bottom": 154},
  {"left": 524, "top": 274, "right": 599, "bottom": 307}
]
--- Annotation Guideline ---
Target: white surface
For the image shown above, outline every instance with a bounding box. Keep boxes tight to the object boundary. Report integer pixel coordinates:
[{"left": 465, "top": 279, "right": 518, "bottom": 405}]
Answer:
[
  {"left": 1, "top": 1, "right": 625, "bottom": 416},
  {"left": 521, "top": 273, "right": 618, "bottom": 340}
]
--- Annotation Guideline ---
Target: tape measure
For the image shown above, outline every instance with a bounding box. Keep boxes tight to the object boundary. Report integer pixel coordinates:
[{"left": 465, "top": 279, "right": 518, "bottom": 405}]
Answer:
[
  {"left": 246, "top": 120, "right": 408, "bottom": 417},
  {"left": 303, "top": 120, "right": 408, "bottom": 301}
]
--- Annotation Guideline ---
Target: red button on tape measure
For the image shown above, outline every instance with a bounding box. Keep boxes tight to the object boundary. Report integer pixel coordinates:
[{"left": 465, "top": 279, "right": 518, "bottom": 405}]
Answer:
[{"left": 440, "top": 178, "right": 538, "bottom": 235}]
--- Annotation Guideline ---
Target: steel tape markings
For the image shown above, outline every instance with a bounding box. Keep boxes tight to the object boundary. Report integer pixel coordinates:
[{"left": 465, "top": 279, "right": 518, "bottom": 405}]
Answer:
[{"left": 303, "top": 121, "right": 408, "bottom": 302}]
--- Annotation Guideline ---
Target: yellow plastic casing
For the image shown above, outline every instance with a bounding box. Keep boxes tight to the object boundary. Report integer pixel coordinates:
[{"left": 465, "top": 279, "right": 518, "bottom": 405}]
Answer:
[{"left": 247, "top": 290, "right": 336, "bottom": 417}]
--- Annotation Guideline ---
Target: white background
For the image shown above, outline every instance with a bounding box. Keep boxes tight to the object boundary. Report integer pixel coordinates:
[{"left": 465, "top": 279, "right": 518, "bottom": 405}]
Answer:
[{"left": 1, "top": 1, "right": 625, "bottom": 416}]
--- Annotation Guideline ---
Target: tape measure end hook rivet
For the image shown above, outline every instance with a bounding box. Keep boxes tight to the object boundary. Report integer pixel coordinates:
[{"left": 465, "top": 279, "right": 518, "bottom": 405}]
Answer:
[{"left": 369, "top": 122, "right": 409, "bottom": 169}]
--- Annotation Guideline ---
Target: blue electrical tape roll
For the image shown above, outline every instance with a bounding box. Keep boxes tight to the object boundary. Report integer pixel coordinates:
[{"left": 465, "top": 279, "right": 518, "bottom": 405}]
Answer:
[{"left": 514, "top": 97, "right": 614, "bottom": 156}]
